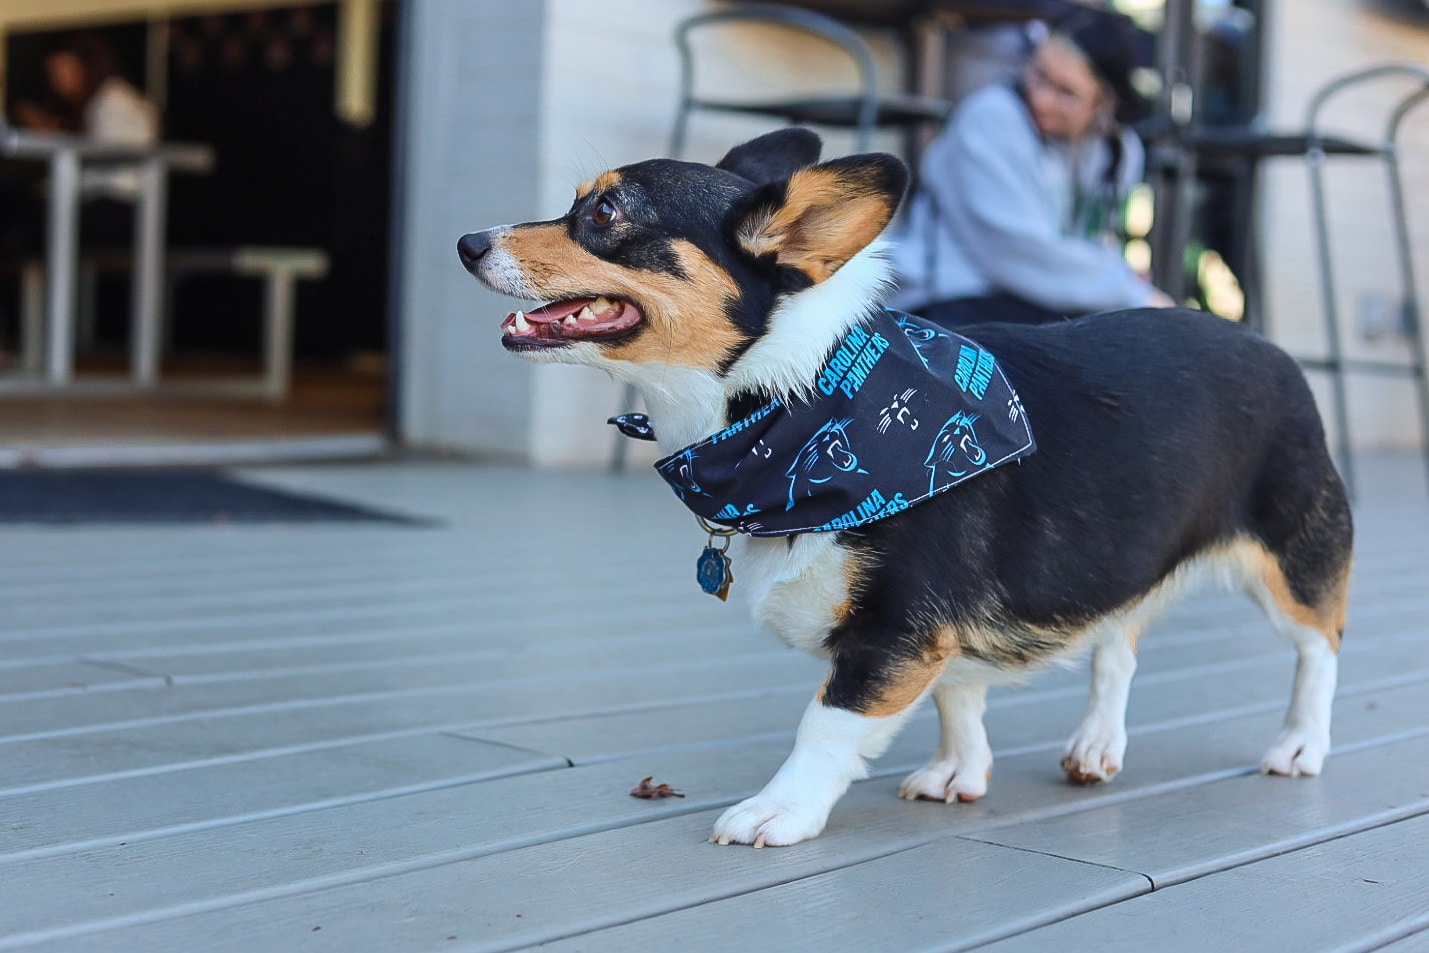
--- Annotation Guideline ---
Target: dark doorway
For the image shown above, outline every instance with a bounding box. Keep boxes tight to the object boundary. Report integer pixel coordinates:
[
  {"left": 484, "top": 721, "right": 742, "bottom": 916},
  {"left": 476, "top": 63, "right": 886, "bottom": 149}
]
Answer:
[{"left": 163, "top": 3, "right": 397, "bottom": 367}]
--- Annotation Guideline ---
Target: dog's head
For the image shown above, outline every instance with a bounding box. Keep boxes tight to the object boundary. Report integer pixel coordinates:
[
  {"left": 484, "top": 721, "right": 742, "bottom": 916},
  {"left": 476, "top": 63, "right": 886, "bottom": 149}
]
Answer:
[{"left": 457, "top": 129, "right": 907, "bottom": 384}]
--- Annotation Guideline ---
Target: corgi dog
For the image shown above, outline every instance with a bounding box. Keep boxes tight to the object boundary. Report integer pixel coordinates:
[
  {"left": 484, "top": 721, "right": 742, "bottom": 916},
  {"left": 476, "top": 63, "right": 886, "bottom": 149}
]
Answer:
[{"left": 457, "top": 128, "right": 1353, "bottom": 848}]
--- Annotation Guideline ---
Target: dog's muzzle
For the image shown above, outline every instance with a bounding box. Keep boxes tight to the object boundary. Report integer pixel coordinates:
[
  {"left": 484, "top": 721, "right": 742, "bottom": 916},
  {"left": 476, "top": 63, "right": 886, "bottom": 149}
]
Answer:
[{"left": 457, "top": 231, "right": 493, "bottom": 274}]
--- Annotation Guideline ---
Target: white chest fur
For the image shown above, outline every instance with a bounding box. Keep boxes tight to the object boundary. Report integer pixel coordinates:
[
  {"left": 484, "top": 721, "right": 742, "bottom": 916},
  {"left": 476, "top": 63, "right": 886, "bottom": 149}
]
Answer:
[{"left": 737, "top": 533, "right": 850, "bottom": 656}]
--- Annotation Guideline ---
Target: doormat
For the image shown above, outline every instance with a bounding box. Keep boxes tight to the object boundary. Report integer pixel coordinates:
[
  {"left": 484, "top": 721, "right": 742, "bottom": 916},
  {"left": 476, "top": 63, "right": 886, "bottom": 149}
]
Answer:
[{"left": 0, "top": 469, "right": 424, "bottom": 525}]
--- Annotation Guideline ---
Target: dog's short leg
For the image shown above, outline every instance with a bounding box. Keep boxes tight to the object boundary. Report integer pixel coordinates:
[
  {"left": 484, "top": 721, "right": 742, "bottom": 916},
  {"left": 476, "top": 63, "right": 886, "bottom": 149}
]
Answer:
[
  {"left": 711, "top": 638, "right": 942, "bottom": 847},
  {"left": 711, "top": 693, "right": 921, "bottom": 847},
  {"left": 1261, "top": 623, "right": 1338, "bottom": 776},
  {"left": 899, "top": 681, "right": 992, "bottom": 803},
  {"left": 1245, "top": 540, "right": 1349, "bottom": 777},
  {"left": 1062, "top": 625, "right": 1138, "bottom": 784}
]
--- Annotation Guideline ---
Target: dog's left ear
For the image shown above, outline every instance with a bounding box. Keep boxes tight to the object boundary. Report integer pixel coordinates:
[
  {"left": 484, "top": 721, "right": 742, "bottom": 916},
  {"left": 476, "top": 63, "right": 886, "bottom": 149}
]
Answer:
[{"left": 732, "top": 153, "right": 908, "bottom": 284}]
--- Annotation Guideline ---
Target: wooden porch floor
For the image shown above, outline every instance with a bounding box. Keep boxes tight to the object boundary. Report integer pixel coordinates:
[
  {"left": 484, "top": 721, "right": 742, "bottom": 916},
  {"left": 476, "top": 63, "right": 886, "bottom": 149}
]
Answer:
[{"left": 1, "top": 452, "right": 1427, "bottom": 952}]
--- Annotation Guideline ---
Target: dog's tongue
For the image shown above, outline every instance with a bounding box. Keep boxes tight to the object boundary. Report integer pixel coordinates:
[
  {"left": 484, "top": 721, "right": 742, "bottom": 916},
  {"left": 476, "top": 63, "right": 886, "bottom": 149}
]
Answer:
[
  {"left": 502, "top": 296, "right": 641, "bottom": 339},
  {"left": 520, "top": 298, "right": 594, "bottom": 324}
]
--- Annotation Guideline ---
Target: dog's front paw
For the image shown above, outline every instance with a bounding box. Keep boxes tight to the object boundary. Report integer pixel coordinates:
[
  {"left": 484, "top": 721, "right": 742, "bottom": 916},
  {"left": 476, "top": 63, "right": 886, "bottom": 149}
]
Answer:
[
  {"left": 710, "top": 796, "right": 829, "bottom": 848},
  {"left": 1261, "top": 729, "right": 1329, "bottom": 777},
  {"left": 899, "top": 754, "right": 991, "bottom": 803},
  {"left": 1061, "top": 719, "right": 1127, "bottom": 784}
]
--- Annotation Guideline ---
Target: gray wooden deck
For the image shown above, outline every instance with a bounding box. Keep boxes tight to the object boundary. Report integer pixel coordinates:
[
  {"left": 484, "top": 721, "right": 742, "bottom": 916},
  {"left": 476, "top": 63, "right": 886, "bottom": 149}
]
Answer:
[{"left": 1, "top": 451, "right": 1428, "bottom": 952}]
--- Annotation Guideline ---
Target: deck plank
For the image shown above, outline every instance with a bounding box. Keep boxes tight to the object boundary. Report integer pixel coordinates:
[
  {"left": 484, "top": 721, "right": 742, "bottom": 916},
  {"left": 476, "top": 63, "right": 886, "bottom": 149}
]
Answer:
[
  {"left": 973, "top": 814, "right": 1429, "bottom": 953},
  {"left": 0, "top": 454, "right": 1424, "bottom": 952},
  {"left": 1376, "top": 930, "right": 1429, "bottom": 953},
  {"left": 964, "top": 730, "right": 1429, "bottom": 886},
  {"left": 0, "top": 733, "right": 564, "bottom": 860},
  {"left": 3, "top": 673, "right": 1426, "bottom": 949},
  {"left": 1, "top": 794, "right": 1150, "bottom": 953}
]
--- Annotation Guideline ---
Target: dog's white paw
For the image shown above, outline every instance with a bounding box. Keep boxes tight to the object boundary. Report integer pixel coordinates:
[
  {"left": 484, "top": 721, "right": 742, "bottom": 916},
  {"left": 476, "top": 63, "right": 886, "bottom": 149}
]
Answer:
[
  {"left": 898, "top": 754, "right": 991, "bottom": 803},
  {"left": 1061, "top": 719, "right": 1127, "bottom": 784},
  {"left": 1261, "top": 729, "right": 1329, "bottom": 777},
  {"left": 710, "top": 795, "right": 829, "bottom": 848}
]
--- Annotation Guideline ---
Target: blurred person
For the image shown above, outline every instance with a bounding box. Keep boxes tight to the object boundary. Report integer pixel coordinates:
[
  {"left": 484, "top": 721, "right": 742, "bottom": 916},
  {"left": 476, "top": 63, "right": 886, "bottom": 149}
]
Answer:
[
  {"left": 1, "top": 32, "right": 160, "bottom": 357},
  {"left": 890, "top": 11, "right": 1173, "bottom": 327},
  {"left": 14, "top": 31, "right": 160, "bottom": 203}
]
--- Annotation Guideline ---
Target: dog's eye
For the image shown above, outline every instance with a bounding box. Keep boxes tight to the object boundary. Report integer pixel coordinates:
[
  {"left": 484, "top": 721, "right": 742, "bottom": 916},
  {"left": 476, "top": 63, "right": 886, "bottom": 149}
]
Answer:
[{"left": 591, "top": 199, "right": 619, "bottom": 227}]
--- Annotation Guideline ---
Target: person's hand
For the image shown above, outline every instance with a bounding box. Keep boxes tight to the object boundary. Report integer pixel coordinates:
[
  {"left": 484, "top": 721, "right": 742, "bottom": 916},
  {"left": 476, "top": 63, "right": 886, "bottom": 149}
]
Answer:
[
  {"left": 13, "top": 101, "right": 63, "bottom": 131},
  {"left": 1145, "top": 287, "right": 1176, "bottom": 308}
]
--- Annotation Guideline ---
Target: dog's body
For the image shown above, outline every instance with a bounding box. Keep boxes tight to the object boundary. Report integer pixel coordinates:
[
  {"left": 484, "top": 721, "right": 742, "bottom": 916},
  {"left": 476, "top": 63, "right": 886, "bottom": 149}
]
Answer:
[{"left": 459, "top": 129, "right": 1353, "bottom": 847}]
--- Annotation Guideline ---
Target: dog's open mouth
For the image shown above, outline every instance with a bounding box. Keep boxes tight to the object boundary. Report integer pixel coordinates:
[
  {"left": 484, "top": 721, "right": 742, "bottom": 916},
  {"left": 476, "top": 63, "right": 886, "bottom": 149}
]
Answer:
[{"left": 501, "top": 296, "right": 643, "bottom": 349}]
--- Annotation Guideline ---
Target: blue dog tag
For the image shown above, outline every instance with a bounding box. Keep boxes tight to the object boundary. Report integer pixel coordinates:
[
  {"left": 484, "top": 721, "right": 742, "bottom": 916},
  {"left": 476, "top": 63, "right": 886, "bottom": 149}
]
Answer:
[{"left": 696, "top": 544, "right": 733, "bottom": 600}]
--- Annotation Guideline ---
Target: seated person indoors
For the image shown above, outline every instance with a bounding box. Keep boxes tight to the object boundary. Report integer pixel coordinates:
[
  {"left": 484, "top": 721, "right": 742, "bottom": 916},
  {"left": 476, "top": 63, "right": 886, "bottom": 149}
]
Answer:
[
  {"left": 890, "top": 13, "right": 1174, "bottom": 326},
  {"left": 8, "top": 32, "right": 160, "bottom": 246}
]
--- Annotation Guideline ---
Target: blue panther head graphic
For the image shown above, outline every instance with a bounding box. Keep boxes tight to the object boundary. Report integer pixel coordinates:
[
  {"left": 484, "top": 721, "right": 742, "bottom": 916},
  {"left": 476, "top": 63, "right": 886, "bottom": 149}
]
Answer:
[
  {"left": 925, "top": 411, "right": 989, "bottom": 492},
  {"left": 786, "top": 418, "right": 867, "bottom": 511},
  {"left": 668, "top": 448, "right": 709, "bottom": 500},
  {"left": 896, "top": 313, "right": 949, "bottom": 370}
]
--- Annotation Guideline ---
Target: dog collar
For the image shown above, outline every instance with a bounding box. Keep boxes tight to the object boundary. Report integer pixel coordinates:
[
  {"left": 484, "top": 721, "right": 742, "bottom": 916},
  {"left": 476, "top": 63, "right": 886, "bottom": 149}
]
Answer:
[{"left": 651, "top": 309, "right": 1035, "bottom": 537}]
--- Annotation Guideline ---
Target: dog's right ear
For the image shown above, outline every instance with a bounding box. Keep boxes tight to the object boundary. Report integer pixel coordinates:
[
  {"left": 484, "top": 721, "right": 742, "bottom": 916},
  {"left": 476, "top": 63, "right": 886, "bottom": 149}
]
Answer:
[{"left": 716, "top": 128, "right": 823, "bottom": 186}]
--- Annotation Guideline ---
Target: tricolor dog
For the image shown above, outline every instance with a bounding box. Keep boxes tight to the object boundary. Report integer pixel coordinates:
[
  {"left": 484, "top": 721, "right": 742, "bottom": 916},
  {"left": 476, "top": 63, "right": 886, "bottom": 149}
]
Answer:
[{"left": 458, "top": 128, "right": 1353, "bottom": 848}]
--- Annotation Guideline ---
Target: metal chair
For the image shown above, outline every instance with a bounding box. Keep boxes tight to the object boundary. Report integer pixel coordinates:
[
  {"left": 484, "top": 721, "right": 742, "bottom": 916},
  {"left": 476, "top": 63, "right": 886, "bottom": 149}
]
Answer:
[
  {"left": 1297, "top": 63, "right": 1429, "bottom": 498},
  {"left": 669, "top": 2, "right": 952, "bottom": 158},
  {"left": 613, "top": 3, "right": 953, "bottom": 472}
]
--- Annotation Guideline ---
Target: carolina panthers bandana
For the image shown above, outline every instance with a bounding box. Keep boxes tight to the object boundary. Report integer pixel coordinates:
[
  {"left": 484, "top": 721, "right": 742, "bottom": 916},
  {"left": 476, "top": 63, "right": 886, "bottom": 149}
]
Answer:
[{"left": 651, "top": 308, "right": 1035, "bottom": 537}]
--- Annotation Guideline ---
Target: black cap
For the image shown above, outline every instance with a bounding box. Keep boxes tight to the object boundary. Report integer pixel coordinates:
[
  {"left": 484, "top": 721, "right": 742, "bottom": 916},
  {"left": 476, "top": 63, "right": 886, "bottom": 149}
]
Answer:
[{"left": 1054, "top": 9, "right": 1148, "bottom": 123}]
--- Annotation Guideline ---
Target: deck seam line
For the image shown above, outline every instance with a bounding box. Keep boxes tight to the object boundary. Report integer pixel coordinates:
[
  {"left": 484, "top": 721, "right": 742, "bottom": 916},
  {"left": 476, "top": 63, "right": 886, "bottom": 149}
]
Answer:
[{"left": 0, "top": 757, "right": 571, "bottom": 868}]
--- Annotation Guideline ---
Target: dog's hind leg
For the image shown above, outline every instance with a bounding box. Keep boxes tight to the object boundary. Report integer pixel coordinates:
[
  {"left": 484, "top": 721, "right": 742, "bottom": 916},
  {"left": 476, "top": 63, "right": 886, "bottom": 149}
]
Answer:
[
  {"left": 1245, "top": 540, "right": 1350, "bottom": 776},
  {"left": 1260, "top": 621, "right": 1337, "bottom": 776},
  {"left": 899, "top": 680, "right": 993, "bottom": 803},
  {"left": 1236, "top": 471, "right": 1352, "bottom": 777},
  {"left": 1062, "top": 622, "right": 1139, "bottom": 784}
]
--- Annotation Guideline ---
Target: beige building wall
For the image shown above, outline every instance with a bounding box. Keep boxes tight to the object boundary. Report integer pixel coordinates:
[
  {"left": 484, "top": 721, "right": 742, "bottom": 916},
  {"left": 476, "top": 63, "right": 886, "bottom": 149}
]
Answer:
[
  {"left": 529, "top": 0, "right": 906, "bottom": 468},
  {"left": 1259, "top": 1, "right": 1429, "bottom": 449},
  {"left": 427, "top": 0, "right": 1429, "bottom": 466},
  {"left": 416, "top": 0, "right": 903, "bottom": 467}
]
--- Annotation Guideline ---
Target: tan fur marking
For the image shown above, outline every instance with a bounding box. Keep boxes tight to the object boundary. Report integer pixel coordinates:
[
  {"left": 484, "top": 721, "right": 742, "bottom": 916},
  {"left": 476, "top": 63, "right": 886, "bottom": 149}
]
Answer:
[
  {"left": 574, "top": 170, "right": 622, "bottom": 201},
  {"left": 860, "top": 651, "right": 947, "bottom": 719},
  {"left": 1246, "top": 540, "right": 1348, "bottom": 651},
  {"left": 738, "top": 166, "right": 896, "bottom": 283},
  {"left": 831, "top": 549, "right": 873, "bottom": 629},
  {"left": 496, "top": 225, "right": 744, "bottom": 370}
]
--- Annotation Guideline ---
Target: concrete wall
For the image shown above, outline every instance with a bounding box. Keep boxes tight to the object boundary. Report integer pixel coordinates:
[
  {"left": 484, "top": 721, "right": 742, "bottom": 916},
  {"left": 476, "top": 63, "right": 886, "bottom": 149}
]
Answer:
[
  {"left": 398, "top": 0, "right": 902, "bottom": 466},
  {"left": 396, "top": 1, "right": 544, "bottom": 461},
  {"left": 398, "top": 0, "right": 1429, "bottom": 464},
  {"left": 1258, "top": 1, "right": 1429, "bottom": 450}
]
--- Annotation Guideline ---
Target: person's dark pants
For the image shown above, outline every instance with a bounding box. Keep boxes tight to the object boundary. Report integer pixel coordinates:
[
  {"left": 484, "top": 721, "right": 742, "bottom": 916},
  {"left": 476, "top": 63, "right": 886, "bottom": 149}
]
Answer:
[{"left": 912, "top": 293, "right": 1069, "bottom": 328}]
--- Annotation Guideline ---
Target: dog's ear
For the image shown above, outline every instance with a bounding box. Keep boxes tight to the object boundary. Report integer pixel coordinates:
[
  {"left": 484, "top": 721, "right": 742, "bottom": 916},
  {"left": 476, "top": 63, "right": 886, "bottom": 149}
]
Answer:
[
  {"left": 716, "top": 128, "right": 822, "bottom": 186},
  {"left": 732, "top": 153, "right": 908, "bottom": 283}
]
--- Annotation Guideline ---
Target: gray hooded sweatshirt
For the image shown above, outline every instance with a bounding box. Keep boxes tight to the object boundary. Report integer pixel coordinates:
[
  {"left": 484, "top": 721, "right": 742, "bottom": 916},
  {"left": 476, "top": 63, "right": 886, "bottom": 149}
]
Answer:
[{"left": 889, "top": 82, "right": 1155, "bottom": 316}]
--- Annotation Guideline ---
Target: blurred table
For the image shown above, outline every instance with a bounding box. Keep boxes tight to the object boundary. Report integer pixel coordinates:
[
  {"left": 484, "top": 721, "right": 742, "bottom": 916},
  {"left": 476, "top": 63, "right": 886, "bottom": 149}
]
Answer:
[{"left": 0, "top": 126, "right": 213, "bottom": 386}]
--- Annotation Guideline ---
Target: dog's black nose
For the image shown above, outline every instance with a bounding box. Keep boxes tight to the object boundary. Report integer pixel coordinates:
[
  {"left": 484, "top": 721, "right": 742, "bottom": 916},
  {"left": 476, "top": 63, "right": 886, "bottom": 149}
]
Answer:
[{"left": 457, "top": 232, "right": 492, "bottom": 272}]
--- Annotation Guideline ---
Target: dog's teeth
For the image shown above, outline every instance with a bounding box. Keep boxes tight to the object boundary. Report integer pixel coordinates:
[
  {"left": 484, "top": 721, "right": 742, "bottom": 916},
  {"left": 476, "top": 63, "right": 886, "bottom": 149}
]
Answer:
[
  {"left": 577, "top": 306, "right": 597, "bottom": 323},
  {"left": 514, "top": 311, "right": 531, "bottom": 333},
  {"left": 592, "top": 296, "right": 614, "bottom": 313},
  {"left": 562, "top": 315, "right": 578, "bottom": 327}
]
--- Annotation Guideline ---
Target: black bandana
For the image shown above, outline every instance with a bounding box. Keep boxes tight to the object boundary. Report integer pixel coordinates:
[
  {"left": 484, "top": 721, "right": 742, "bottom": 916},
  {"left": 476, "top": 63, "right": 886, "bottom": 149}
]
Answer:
[{"left": 652, "top": 309, "right": 1035, "bottom": 537}]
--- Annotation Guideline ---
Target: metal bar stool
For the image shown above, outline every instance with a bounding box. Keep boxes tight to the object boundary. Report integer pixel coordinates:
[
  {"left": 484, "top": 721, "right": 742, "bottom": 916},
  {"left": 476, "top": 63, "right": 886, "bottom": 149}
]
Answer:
[
  {"left": 1299, "top": 63, "right": 1429, "bottom": 498},
  {"left": 670, "top": 2, "right": 952, "bottom": 158},
  {"left": 612, "top": 3, "right": 953, "bottom": 472}
]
